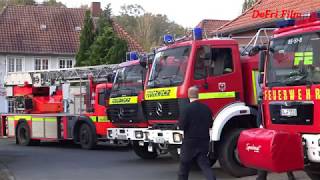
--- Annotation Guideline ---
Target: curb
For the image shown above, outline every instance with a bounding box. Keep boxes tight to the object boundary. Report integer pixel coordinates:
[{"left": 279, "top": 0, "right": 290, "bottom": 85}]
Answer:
[{"left": 0, "top": 162, "right": 15, "bottom": 180}]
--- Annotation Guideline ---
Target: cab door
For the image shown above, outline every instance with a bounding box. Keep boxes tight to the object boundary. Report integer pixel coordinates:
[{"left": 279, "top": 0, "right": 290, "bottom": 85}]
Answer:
[{"left": 191, "top": 45, "right": 244, "bottom": 116}]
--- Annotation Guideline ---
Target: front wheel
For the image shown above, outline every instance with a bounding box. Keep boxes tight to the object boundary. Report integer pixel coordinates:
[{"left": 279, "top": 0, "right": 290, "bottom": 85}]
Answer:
[
  {"left": 16, "top": 122, "right": 39, "bottom": 146},
  {"left": 218, "top": 129, "right": 257, "bottom": 177},
  {"left": 132, "top": 141, "right": 158, "bottom": 159},
  {"left": 305, "top": 163, "right": 320, "bottom": 180},
  {"left": 79, "top": 123, "right": 96, "bottom": 150}
]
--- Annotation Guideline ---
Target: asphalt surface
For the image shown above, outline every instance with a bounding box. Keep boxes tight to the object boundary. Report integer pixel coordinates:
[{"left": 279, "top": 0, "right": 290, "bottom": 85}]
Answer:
[{"left": 0, "top": 138, "right": 310, "bottom": 180}]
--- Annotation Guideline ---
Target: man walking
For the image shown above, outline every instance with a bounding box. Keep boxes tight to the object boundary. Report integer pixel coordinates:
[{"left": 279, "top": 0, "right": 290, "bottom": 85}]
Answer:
[{"left": 178, "top": 86, "right": 216, "bottom": 180}]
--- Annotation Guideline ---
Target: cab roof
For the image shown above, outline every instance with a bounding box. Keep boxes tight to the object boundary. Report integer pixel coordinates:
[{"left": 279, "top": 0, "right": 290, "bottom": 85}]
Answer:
[{"left": 156, "top": 38, "right": 239, "bottom": 52}]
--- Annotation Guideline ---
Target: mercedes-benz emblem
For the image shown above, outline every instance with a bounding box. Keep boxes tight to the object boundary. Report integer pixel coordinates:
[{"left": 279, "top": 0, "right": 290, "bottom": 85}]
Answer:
[{"left": 156, "top": 102, "right": 163, "bottom": 116}]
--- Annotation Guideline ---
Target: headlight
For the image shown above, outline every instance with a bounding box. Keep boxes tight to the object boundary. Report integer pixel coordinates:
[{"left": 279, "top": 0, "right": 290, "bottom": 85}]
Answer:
[
  {"left": 135, "top": 131, "right": 143, "bottom": 139},
  {"left": 173, "top": 132, "right": 183, "bottom": 143}
]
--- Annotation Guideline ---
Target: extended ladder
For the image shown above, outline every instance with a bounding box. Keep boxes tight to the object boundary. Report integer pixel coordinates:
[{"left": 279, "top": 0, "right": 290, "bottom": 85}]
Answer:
[{"left": 4, "top": 64, "right": 117, "bottom": 87}]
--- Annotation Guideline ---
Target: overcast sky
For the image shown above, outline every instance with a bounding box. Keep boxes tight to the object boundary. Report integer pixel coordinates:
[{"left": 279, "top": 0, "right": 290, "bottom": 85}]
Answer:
[{"left": 47, "top": 0, "right": 245, "bottom": 27}]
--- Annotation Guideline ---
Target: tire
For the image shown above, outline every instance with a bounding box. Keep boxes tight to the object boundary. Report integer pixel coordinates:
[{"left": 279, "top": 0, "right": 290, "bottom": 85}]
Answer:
[
  {"left": 306, "top": 172, "right": 320, "bottom": 180},
  {"left": 168, "top": 146, "right": 180, "bottom": 161},
  {"left": 16, "top": 122, "right": 39, "bottom": 146},
  {"left": 132, "top": 141, "right": 158, "bottom": 159},
  {"left": 218, "top": 129, "right": 257, "bottom": 177},
  {"left": 79, "top": 123, "right": 96, "bottom": 150},
  {"left": 305, "top": 163, "right": 320, "bottom": 180},
  {"left": 208, "top": 152, "right": 217, "bottom": 167}
]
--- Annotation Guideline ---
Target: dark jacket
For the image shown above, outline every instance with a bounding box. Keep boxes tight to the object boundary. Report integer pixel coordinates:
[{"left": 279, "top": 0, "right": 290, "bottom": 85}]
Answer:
[{"left": 178, "top": 100, "right": 212, "bottom": 140}]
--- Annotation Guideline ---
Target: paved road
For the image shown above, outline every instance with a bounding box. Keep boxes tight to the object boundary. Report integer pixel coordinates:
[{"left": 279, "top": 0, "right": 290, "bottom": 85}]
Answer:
[{"left": 0, "top": 138, "right": 310, "bottom": 180}]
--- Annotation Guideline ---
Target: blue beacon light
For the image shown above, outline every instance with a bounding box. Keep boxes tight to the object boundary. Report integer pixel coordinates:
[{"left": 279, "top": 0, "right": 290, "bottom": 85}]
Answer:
[
  {"left": 193, "top": 27, "right": 203, "bottom": 40},
  {"left": 163, "top": 34, "right": 174, "bottom": 44}
]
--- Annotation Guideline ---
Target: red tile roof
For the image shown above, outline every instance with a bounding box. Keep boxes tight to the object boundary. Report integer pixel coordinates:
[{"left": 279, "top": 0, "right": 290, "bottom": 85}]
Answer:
[
  {"left": 0, "top": 5, "right": 143, "bottom": 55},
  {"left": 196, "top": 19, "right": 229, "bottom": 36},
  {"left": 112, "top": 21, "right": 144, "bottom": 52},
  {"left": 217, "top": 0, "right": 320, "bottom": 35}
]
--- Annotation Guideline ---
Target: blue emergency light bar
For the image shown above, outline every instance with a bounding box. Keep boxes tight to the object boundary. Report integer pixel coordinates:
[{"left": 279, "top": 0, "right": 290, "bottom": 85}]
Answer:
[
  {"left": 163, "top": 34, "right": 174, "bottom": 44},
  {"left": 276, "top": 19, "right": 295, "bottom": 28},
  {"left": 126, "top": 51, "right": 138, "bottom": 61},
  {"left": 193, "top": 27, "right": 203, "bottom": 40}
]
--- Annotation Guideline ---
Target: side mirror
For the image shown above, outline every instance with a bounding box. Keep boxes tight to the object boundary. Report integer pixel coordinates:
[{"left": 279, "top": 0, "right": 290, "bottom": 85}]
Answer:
[
  {"left": 249, "top": 45, "right": 267, "bottom": 56},
  {"left": 259, "top": 51, "right": 266, "bottom": 72}
]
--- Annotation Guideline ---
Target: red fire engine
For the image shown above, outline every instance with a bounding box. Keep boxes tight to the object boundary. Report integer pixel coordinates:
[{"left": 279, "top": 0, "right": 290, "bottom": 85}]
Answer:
[
  {"left": 107, "top": 28, "right": 269, "bottom": 177},
  {"left": 256, "top": 12, "right": 320, "bottom": 179},
  {"left": 1, "top": 65, "right": 115, "bottom": 149}
]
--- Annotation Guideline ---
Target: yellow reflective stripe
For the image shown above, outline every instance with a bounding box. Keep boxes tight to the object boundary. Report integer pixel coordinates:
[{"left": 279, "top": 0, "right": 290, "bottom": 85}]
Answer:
[
  {"left": 252, "top": 71, "right": 258, "bottom": 104},
  {"left": 89, "top": 116, "right": 109, "bottom": 122},
  {"left": 14, "top": 116, "right": 31, "bottom": 121},
  {"left": 199, "top": 91, "right": 236, "bottom": 100},
  {"left": 109, "top": 96, "right": 138, "bottom": 105},
  {"left": 97, "top": 116, "right": 109, "bottom": 122},
  {"left": 90, "top": 116, "right": 97, "bottom": 122},
  {"left": 145, "top": 87, "right": 178, "bottom": 100},
  {"left": 7, "top": 116, "right": 14, "bottom": 121},
  {"left": 45, "top": 117, "right": 57, "bottom": 122},
  {"left": 32, "top": 117, "right": 44, "bottom": 122}
]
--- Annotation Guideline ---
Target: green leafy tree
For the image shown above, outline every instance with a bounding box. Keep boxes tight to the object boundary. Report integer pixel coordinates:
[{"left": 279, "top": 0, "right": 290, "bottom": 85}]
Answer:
[
  {"left": 89, "top": 26, "right": 127, "bottom": 65},
  {"left": 42, "top": 0, "right": 66, "bottom": 7},
  {"left": 76, "top": 10, "right": 95, "bottom": 66},
  {"left": 84, "top": 5, "right": 128, "bottom": 65},
  {"left": 242, "top": 0, "right": 256, "bottom": 12},
  {"left": 96, "top": 4, "right": 112, "bottom": 36},
  {"left": 0, "top": 0, "right": 35, "bottom": 9},
  {"left": 115, "top": 4, "right": 186, "bottom": 51}
]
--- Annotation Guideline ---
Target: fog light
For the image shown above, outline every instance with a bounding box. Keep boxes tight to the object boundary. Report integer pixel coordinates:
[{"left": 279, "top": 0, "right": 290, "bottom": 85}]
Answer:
[
  {"left": 138, "top": 141, "right": 144, "bottom": 146},
  {"left": 173, "top": 132, "right": 183, "bottom": 142},
  {"left": 135, "top": 131, "right": 143, "bottom": 139},
  {"left": 108, "top": 130, "right": 113, "bottom": 138}
]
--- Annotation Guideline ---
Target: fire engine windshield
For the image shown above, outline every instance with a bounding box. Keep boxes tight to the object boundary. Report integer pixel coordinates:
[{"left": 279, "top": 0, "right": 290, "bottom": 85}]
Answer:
[
  {"left": 266, "top": 32, "right": 320, "bottom": 87},
  {"left": 147, "top": 46, "right": 191, "bottom": 88},
  {"left": 111, "top": 64, "right": 146, "bottom": 97}
]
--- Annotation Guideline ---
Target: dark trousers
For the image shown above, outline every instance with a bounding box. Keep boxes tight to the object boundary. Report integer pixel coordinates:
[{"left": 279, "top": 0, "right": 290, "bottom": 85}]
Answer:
[
  {"left": 178, "top": 139, "right": 216, "bottom": 180},
  {"left": 257, "top": 170, "right": 295, "bottom": 180}
]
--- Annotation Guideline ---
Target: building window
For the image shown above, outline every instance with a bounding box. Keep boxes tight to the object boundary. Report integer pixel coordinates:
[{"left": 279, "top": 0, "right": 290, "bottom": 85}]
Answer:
[
  {"left": 7, "top": 57, "right": 23, "bottom": 73},
  {"left": 59, "top": 59, "right": 73, "bottom": 69},
  {"left": 34, "top": 58, "right": 49, "bottom": 70},
  {"left": 7, "top": 98, "right": 14, "bottom": 113}
]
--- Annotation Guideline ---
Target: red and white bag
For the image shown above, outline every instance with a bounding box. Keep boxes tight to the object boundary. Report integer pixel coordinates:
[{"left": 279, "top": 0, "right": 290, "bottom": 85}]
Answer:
[{"left": 237, "top": 128, "right": 304, "bottom": 173}]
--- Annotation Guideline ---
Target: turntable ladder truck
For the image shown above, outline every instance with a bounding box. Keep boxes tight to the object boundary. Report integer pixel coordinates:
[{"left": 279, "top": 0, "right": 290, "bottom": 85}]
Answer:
[{"left": 1, "top": 64, "right": 115, "bottom": 149}]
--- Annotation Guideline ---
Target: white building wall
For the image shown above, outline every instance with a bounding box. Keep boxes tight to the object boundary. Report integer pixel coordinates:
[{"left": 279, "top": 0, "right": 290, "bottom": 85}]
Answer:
[{"left": 0, "top": 53, "right": 76, "bottom": 113}]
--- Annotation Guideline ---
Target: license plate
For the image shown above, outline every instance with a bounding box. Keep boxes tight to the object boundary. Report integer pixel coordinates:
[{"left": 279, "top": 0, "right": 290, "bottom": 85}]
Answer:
[
  {"left": 281, "top": 108, "right": 297, "bottom": 117},
  {"left": 118, "top": 134, "right": 127, "bottom": 140},
  {"left": 155, "top": 137, "right": 165, "bottom": 144}
]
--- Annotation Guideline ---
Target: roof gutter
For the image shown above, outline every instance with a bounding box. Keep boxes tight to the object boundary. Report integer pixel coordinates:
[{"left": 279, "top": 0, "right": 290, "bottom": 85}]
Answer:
[{"left": 215, "top": 21, "right": 277, "bottom": 37}]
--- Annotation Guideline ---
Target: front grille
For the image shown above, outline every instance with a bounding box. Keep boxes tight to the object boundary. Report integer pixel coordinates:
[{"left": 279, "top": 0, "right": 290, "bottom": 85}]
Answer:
[
  {"left": 108, "top": 104, "right": 141, "bottom": 123},
  {"left": 269, "top": 101, "right": 313, "bottom": 125},
  {"left": 143, "top": 99, "right": 179, "bottom": 120}
]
